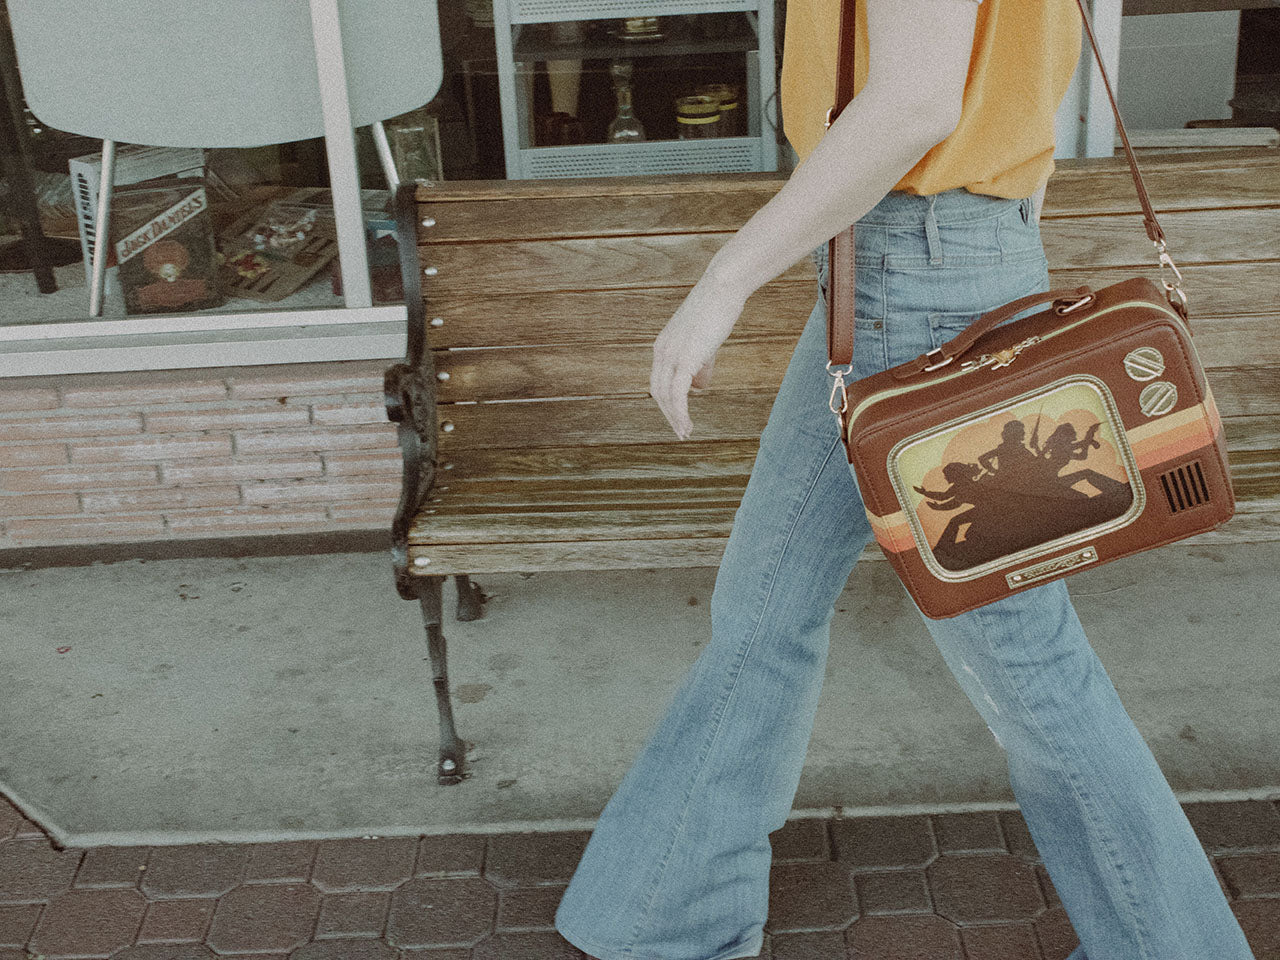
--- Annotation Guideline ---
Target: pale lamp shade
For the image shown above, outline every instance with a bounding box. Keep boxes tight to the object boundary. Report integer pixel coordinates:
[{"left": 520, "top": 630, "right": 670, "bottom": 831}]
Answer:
[{"left": 6, "top": 0, "right": 444, "bottom": 148}]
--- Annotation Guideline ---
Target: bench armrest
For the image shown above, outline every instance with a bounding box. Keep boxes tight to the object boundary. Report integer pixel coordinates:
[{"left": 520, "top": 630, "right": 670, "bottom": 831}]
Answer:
[{"left": 385, "top": 181, "right": 441, "bottom": 599}]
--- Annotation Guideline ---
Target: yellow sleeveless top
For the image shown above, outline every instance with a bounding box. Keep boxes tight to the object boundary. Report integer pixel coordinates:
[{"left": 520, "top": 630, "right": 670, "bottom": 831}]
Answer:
[{"left": 780, "top": 0, "right": 1083, "bottom": 198}]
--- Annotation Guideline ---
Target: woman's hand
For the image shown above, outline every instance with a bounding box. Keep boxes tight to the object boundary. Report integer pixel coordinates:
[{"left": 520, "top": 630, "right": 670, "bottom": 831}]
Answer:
[{"left": 649, "top": 272, "right": 748, "bottom": 441}]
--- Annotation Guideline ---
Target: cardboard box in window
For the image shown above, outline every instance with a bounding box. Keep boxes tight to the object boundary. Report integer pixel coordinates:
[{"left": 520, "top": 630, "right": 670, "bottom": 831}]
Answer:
[
  {"left": 109, "top": 176, "right": 226, "bottom": 315},
  {"left": 69, "top": 145, "right": 206, "bottom": 296}
]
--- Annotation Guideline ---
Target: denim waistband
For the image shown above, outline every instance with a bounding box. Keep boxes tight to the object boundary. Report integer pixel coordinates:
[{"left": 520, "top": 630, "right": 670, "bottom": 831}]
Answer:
[
  {"left": 811, "top": 187, "right": 1027, "bottom": 273},
  {"left": 861, "top": 186, "right": 1021, "bottom": 225}
]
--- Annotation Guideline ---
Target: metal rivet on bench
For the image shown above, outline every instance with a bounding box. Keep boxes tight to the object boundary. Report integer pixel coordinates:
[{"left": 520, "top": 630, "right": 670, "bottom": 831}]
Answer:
[
  {"left": 421, "top": 216, "right": 436, "bottom": 228},
  {"left": 423, "top": 266, "right": 438, "bottom": 276},
  {"left": 413, "top": 556, "right": 431, "bottom": 566},
  {"left": 429, "top": 317, "right": 444, "bottom": 327},
  {"left": 441, "top": 420, "right": 455, "bottom": 432},
  {"left": 437, "top": 371, "right": 450, "bottom": 381},
  {"left": 443, "top": 462, "right": 454, "bottom": 470}
]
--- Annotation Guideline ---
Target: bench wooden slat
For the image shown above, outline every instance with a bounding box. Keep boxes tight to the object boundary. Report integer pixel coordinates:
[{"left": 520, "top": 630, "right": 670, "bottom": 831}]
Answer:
[
  {"left": 411, "top": 506, "right": 739, "bottom": 543},
  {"left": 406, "top": 536, "right": 743, "bottom": 573},
  {"left": 417, "top": 233, "right": 813, "bottom": 296},
  {"left": 414, "top": 414, "right": 1274, "bottom": 510},
  {"left": 435, "top": 392, "right": 772, "bottom": 450},
  {"left": 436, "top": 337, "right": 795, "bottom": 403},
  {"left": 432, "top": 313, "right": 1280, "bottom": 403},
  {"left": 418, "top": 188, "right": 778, "bottom": 243},
  {"left": 409, "top": 148, "right": 1279, "bottom": 242},
  {"left": 433, "top": 439, "right": 760, "bottom": 482},
  {"left": 432, "top": 373, "right": 1277, "bottom": 452},
  {"left": 428, "top": 484, "right": 750, "bottom": 512},
  {"left": 1223, "top": 416, "right": 1280, "bottom": 452},
  {"left": 412, "top": 468, "right": 1276, "bottom": 545},
  {"left": 1209, "top": 367, "right": 1280, "bottom": 417},
  {"left": 1041, "top": 207, "right": 1280, "bottom": 269},
  {"left": 410, "top": 429, "right": 1275, "bottom": 555},
  {"left": 421, "top": 282, "right": 816, "bottom": 349},
  {"left": 403, "top": 500, "right": 1280, "bottom": 575},
  {"left": 421, "top": 264, "right": 1277, "bottom": 349},
  {"left": 425, "top": 445, "right": 1276, "bottom": 509},
  {"left": 1164, "top": 313, "right": 1280, "bottom": 369},
  {"left": 415, "top": 207, "right": 1280, "bottom": 298},
  {"left": 1229, "top": 449, "right": 1280, "bottom": 499},
  {"left": 1040, "top": 147, "right": 1280, "bottom": 218}
]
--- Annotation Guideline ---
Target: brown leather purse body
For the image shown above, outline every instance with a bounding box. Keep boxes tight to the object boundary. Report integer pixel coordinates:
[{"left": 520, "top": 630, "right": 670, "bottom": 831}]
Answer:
[{"left": 824, "top": 0, "right": 1234, "bottom": 619}]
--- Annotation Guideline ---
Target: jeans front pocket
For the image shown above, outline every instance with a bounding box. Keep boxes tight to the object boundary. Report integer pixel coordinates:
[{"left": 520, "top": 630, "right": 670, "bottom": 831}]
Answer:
[
  {"left": 997, "top": 194, "right": 1049, "bottom": 265},
  {"left": 927, "top": 310, "right": 983, "bottom": 353}
]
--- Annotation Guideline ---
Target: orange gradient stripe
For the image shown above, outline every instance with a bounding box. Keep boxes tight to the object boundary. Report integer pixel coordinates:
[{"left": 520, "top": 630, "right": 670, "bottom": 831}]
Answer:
[
  {"left": 1127, "top": 402, "right": 1220, "bottom": 471},
  {"left": 867, "top": 510, "right": 915, "bottom": 555}
]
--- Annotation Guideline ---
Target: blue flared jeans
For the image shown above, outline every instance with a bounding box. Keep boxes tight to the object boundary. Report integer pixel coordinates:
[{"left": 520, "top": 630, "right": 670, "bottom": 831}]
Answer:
[{"left": 555, "top": 187, "right": 1255, "bottom": 960}]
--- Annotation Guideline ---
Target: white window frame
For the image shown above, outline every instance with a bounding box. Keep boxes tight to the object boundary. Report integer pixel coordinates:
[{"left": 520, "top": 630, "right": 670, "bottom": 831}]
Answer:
[{"left": 0, "top": 0, "right": 407, "bottom": 379}]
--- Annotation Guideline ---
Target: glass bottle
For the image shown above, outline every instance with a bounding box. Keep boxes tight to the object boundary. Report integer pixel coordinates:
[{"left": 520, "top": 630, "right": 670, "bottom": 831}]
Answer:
[
  {"left": 675, "top": 94, "right": 721, "bottom": 139},
  {"left": 606, "top": 60, "right": 645, "bottom": 143}
]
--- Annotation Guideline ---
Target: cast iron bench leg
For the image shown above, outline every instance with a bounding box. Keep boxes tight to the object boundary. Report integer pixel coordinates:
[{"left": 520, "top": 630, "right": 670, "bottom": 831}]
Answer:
[
  {"left": 414, "top": 574, "right": 468, "bottom": 784},
  {"left": 454, "top": 574, "right": 485, "bottom": 621}
]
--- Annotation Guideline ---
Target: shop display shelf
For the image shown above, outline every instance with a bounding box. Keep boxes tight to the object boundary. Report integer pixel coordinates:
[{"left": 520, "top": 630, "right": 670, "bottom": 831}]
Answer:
[
  {"left": 492, "top": 0, "right": 777, "bottom": 178},
  {"left": 519, "top": 134, "right": 762, "bottom": 178},
  {"left": 512, "top": 12, "right": 757, "bottom": 59},
  {"left": 507, "top": 0, "right": 756, "bottom": 25}
]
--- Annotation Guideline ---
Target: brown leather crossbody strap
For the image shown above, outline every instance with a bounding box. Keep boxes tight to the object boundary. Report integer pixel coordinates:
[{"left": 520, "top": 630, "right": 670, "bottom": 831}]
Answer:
[{"left": 826, "top": 0, "right": 1168, "bottom": 367}]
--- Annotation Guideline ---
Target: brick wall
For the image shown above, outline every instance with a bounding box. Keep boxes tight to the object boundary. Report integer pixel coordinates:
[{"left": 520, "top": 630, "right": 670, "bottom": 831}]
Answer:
[{"left": 0, "top": 361, "right": 402, "bottom": 549}]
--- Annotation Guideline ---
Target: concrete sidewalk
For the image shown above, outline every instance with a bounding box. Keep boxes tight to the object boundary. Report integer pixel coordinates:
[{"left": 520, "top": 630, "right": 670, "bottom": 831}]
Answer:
[{"left": 1, "top": 541, "right": 1277, "bottom": 848}]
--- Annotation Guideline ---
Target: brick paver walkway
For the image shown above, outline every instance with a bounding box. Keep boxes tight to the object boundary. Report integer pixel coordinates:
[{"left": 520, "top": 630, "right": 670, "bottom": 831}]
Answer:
[{"left": 2, "top": 795, "right": 1278, "bottom": 959}]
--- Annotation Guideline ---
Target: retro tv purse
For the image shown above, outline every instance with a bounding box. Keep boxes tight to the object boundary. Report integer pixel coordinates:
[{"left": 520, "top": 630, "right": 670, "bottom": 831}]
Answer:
[{"left": 825, "top": 0, "right": 1235, "bottom": 619}]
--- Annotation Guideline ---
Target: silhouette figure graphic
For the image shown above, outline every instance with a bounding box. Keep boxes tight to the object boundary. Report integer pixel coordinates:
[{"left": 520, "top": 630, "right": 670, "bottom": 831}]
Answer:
[{"left": 913, "top": 414, "right": 1133, "bottom": 571}]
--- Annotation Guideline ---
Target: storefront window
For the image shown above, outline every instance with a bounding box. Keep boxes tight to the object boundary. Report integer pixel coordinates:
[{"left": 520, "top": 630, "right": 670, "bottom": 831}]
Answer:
[
  {"left": 0, "top": 136, "right": 415, "bottom": 326},
  {"left": 0, "top": 84, "right": 447, "bottom": 322}
]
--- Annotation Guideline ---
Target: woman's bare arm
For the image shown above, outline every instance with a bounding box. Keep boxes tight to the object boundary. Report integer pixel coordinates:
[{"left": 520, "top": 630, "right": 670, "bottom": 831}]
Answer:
[
  {"left": 649, "top": 0, "right": 983, "bottom": 439},
  {"left": 705, "top": 0, "right": 983, "bottom": 295}
]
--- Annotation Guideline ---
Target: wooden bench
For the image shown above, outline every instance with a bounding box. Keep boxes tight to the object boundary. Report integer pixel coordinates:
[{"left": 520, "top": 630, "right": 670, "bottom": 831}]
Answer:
[{"left": 383, "top": 146, "right": 1280, "bottom": 784}]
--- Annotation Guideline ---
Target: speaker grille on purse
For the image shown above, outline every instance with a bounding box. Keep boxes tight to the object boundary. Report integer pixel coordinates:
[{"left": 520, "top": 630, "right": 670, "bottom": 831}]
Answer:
[{"left": 1159, "top": 460, "right": 1211, "bottom": 514}]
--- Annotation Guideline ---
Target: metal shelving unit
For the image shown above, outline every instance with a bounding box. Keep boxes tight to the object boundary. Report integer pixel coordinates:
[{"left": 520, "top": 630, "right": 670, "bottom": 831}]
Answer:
[{"left": 491, "top": 0, "right": 777, "bottom": 178}]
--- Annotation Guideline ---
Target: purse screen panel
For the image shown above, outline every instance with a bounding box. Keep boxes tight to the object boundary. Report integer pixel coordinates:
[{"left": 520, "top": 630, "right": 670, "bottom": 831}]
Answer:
[{"left": 889, "top": 378, "right": 1140, "bottom": 578}]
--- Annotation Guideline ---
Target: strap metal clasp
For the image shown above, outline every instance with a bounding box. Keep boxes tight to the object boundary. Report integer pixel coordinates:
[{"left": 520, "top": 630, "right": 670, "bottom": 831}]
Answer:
[
  {"left": 921, "top": 348, "right": 954, "bottom": 372},
  {"left": 1052, "top": 292, "right": 1095, "bottom": 315},
  {"left": 1154, "top": 238, "right": 1189, "bottom": 315},
  {"left": 826, "top": 359, "right": 852, "bottom": 418}
]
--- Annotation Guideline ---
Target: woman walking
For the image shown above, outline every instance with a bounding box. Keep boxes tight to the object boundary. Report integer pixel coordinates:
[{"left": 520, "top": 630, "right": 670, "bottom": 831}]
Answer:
[{"left": 555, "top": 0, "right": 1257, "bottom": 957}]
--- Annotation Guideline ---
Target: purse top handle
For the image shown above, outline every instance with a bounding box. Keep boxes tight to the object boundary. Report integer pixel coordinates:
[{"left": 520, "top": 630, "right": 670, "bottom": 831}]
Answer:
[{"left": 824, "top": 0, "right": 1172, "bottom": 368}]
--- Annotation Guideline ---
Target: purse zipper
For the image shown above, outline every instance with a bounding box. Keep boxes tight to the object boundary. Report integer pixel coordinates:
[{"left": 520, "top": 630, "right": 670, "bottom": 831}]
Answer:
[{"left": 844, "top": 297, "right": 1195, "bottom": 445}]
